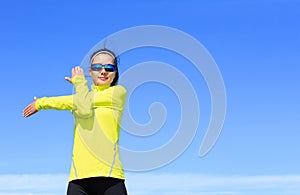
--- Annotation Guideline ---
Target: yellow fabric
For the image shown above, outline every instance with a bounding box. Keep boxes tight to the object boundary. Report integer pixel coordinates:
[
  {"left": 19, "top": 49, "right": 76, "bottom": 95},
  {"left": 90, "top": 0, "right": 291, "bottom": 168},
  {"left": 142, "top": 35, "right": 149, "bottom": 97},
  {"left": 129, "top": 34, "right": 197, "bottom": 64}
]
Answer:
[{"left": 35, "top": 76, "right": 127, "bottom": 181}]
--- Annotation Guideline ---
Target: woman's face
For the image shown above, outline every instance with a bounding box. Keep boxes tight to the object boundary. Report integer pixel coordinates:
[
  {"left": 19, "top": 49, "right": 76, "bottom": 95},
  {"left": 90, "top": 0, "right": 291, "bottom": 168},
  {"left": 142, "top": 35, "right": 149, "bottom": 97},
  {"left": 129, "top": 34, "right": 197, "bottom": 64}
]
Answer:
[{"left": 89, "top": 53, "right": 116, "bottom": 86}]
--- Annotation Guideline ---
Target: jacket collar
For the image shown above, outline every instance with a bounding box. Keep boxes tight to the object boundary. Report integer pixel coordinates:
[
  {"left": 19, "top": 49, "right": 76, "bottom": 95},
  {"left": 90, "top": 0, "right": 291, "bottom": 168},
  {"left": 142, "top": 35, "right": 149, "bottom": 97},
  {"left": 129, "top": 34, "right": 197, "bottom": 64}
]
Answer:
[{"left": 91, "top": 84, "right": 111, "bottom": 91}]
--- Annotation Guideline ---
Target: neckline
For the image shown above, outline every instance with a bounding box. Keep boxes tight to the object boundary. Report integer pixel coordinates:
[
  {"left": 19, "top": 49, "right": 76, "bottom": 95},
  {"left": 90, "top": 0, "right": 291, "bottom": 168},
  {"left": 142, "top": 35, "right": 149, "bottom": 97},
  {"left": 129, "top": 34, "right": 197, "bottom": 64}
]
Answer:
[{"left": 91, "top": 84, "right": 111, "bottom": 91}]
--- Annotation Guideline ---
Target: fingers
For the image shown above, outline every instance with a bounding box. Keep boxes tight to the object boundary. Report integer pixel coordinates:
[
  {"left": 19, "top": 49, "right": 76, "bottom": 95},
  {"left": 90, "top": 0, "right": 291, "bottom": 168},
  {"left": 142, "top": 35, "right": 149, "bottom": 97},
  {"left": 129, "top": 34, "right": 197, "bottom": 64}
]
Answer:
[
  {"left": 66, "top": 66, "right": 85, "bottom": 84},
  {"left": 74, "top": 66, "right": 84, "bottom": 76},
  {"left": 23, "top": 97, "right": 39, "bottom": 117},
  {"left": 23, "top": 105, "right": 31, "bottom": 117},
  {"left": 71, "top": 66, "right": 84, "bottom": 76},
  {"left": 23, "top": 102, "right": 38, "bottom": 118}
]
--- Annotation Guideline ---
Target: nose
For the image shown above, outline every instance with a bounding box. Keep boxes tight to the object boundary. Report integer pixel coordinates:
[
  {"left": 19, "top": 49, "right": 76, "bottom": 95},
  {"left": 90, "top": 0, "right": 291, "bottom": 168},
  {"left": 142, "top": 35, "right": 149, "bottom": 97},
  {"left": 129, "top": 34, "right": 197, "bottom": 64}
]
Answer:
[{"left": 100, "top": 68, "right": 107, "bottom": 74}]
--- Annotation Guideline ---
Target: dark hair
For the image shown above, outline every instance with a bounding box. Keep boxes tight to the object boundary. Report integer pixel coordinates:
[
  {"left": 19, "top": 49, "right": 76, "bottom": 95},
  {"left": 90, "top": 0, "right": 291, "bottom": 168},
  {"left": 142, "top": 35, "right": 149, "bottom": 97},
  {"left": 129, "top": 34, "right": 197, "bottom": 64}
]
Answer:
[{"left": 90, "top": 48, "right": 119, "bottom": 86}]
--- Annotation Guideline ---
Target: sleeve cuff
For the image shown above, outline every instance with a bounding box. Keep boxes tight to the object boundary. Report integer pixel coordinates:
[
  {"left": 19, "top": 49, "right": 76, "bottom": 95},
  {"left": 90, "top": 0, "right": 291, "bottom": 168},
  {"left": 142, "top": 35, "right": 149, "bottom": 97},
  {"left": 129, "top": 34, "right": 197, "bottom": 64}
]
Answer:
[
  {"left": 35, "top": 98, "right": 42, "bottom": 111},
  {"left": 71, "top": 76, "right": 86, "bottom": 85}
]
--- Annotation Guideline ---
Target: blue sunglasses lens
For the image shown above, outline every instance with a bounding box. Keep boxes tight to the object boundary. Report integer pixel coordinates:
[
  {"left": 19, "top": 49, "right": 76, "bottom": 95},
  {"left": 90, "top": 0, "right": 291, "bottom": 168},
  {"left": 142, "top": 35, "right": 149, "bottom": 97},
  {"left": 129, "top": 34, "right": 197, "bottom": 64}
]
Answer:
[
  {"left": 104, "top": 64, "right": 116, "bottom": 72},
  {"left": 91, "top": 64, "right": 116, "bottom": 72}
]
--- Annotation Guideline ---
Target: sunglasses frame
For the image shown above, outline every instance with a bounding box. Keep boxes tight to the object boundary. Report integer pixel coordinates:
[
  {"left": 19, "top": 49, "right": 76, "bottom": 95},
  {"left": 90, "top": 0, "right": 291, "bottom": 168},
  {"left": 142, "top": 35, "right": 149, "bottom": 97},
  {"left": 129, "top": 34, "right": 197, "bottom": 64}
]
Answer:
[{"left": 90, "top": 63, "right": 116, "bottom": 72}]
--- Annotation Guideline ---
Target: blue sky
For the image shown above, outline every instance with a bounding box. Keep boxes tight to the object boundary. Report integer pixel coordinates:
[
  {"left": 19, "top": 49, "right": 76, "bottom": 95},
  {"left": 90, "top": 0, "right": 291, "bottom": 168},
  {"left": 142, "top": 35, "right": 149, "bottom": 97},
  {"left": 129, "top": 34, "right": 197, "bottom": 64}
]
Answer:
[{"left": 1, "top": 0, "right": 300, "bottom": 194}]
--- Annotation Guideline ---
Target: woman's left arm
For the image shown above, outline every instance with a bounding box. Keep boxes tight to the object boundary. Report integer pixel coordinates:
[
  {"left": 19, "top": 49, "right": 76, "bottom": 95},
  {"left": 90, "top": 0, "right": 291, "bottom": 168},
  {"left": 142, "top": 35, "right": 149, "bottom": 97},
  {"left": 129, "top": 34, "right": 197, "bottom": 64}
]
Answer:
[
  {"left": 23, "top": 66, "right": 85, "bottom": 118},
  {"left": 23, "top": 95, "right": 74, "bottom": 117}
]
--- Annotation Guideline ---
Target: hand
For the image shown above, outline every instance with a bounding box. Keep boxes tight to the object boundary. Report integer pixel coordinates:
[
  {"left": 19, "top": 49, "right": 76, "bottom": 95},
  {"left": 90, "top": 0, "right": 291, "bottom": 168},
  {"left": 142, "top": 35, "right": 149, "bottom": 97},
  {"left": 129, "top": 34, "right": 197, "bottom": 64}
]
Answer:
[
  {"left": 23, "top": 96, "right": 39, "bottom": 118},
  {"left": 65, "top": 66, "right": 85, "bottom": 83}
]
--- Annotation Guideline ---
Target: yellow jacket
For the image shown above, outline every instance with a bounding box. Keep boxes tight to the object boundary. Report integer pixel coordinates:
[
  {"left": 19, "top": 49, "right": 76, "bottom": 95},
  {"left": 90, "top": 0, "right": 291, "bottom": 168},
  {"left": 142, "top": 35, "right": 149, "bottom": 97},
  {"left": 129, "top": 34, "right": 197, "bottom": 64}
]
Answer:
[{"left": 35, "top": 76, "right": 127, "bottom": 181}]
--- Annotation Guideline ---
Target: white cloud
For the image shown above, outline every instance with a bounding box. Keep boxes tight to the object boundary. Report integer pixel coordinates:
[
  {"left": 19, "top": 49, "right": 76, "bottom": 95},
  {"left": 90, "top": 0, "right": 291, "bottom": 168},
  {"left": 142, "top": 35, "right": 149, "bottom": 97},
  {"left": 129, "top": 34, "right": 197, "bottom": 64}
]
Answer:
[
  {"left": 0, "top": 174, "right": 68, "bottom": 195},
  {"left": 0, "top": 173, "right": 300, "bottom": 195},
  {"left": 125, "top": 173, "right": 300, "bottom": 195}
]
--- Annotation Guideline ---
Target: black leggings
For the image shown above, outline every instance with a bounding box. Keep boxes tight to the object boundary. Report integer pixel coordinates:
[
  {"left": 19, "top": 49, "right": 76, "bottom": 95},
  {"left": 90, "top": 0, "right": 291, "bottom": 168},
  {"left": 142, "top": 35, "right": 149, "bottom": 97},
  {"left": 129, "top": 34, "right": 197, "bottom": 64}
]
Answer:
[{"left": 67, "top": 177, "right": 127, "bottom": 195}]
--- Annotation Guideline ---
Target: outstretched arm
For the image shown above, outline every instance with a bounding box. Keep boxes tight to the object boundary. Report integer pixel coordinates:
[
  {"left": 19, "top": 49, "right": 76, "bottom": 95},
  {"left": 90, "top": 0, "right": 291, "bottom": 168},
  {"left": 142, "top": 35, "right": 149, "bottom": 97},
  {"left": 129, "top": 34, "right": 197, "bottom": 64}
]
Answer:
[{"left": 23, "top": 66, "right": 85, "bottom": 118}]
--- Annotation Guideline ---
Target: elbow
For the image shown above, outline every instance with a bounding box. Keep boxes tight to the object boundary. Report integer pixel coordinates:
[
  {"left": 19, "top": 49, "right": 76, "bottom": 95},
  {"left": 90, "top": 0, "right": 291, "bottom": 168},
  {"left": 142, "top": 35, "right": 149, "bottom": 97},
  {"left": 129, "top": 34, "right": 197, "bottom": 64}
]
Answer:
[{"left": 73, "top": 107, "right": 93, "bottom": 118}]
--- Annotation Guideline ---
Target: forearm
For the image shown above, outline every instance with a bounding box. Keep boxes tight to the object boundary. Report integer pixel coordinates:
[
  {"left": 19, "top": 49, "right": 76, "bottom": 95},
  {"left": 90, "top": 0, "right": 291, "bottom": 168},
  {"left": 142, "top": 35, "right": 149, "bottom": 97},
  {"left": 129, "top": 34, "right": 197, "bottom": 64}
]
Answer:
[
  {"left": 35, "top": 95, "right": 73, "bottom": 111},
  {"left": 72, "top": 76, "right": 93, "bottom": 117}
]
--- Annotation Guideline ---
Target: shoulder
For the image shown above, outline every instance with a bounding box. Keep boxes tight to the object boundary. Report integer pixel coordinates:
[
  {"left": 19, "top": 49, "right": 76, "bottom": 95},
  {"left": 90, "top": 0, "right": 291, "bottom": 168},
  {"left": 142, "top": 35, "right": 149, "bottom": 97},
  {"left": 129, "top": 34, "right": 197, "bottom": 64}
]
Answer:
[
  {"left": 111, "top": 85, "right": 126, "bottom": 93},
  {"left": 109, "top": 85, "right": 127, "bottom": 97}
]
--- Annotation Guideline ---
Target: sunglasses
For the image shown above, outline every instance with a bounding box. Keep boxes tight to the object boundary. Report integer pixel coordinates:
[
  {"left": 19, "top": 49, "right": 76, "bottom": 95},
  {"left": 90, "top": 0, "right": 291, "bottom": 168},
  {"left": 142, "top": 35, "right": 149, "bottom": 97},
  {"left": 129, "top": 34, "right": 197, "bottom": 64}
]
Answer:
[{"left": 90, "top": 64, "right": 116, "bottom": 72}]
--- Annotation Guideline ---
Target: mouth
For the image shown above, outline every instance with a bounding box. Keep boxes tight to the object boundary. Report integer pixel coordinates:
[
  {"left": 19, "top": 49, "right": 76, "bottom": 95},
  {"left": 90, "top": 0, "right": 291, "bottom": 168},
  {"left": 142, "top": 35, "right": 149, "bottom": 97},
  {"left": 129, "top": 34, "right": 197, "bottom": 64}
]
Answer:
[{"left": 98, "top": 76, "right": 108, "bottom": 81}]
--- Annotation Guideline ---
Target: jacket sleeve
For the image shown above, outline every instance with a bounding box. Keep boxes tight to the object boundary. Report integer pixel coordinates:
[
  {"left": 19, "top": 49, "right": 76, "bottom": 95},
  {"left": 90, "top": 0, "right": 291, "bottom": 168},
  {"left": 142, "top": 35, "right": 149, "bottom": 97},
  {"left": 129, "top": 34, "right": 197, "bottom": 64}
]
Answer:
[
  {"left": 72, "top": 76, "right": 93, "bottom": 118},
  {"left": 34, "top": 76, "right": 92, "bottom": 117},
  {"left": 35, "top": 95, "right": 74, "bottom": 111}
]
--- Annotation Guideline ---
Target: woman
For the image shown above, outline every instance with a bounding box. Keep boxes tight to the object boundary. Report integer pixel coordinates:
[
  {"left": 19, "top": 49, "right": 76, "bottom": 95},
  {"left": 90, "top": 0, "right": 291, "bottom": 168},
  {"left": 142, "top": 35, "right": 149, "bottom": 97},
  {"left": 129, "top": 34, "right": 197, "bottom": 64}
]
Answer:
[{"left": 23, "top": 49, "right": 128, "bottom": 195}]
